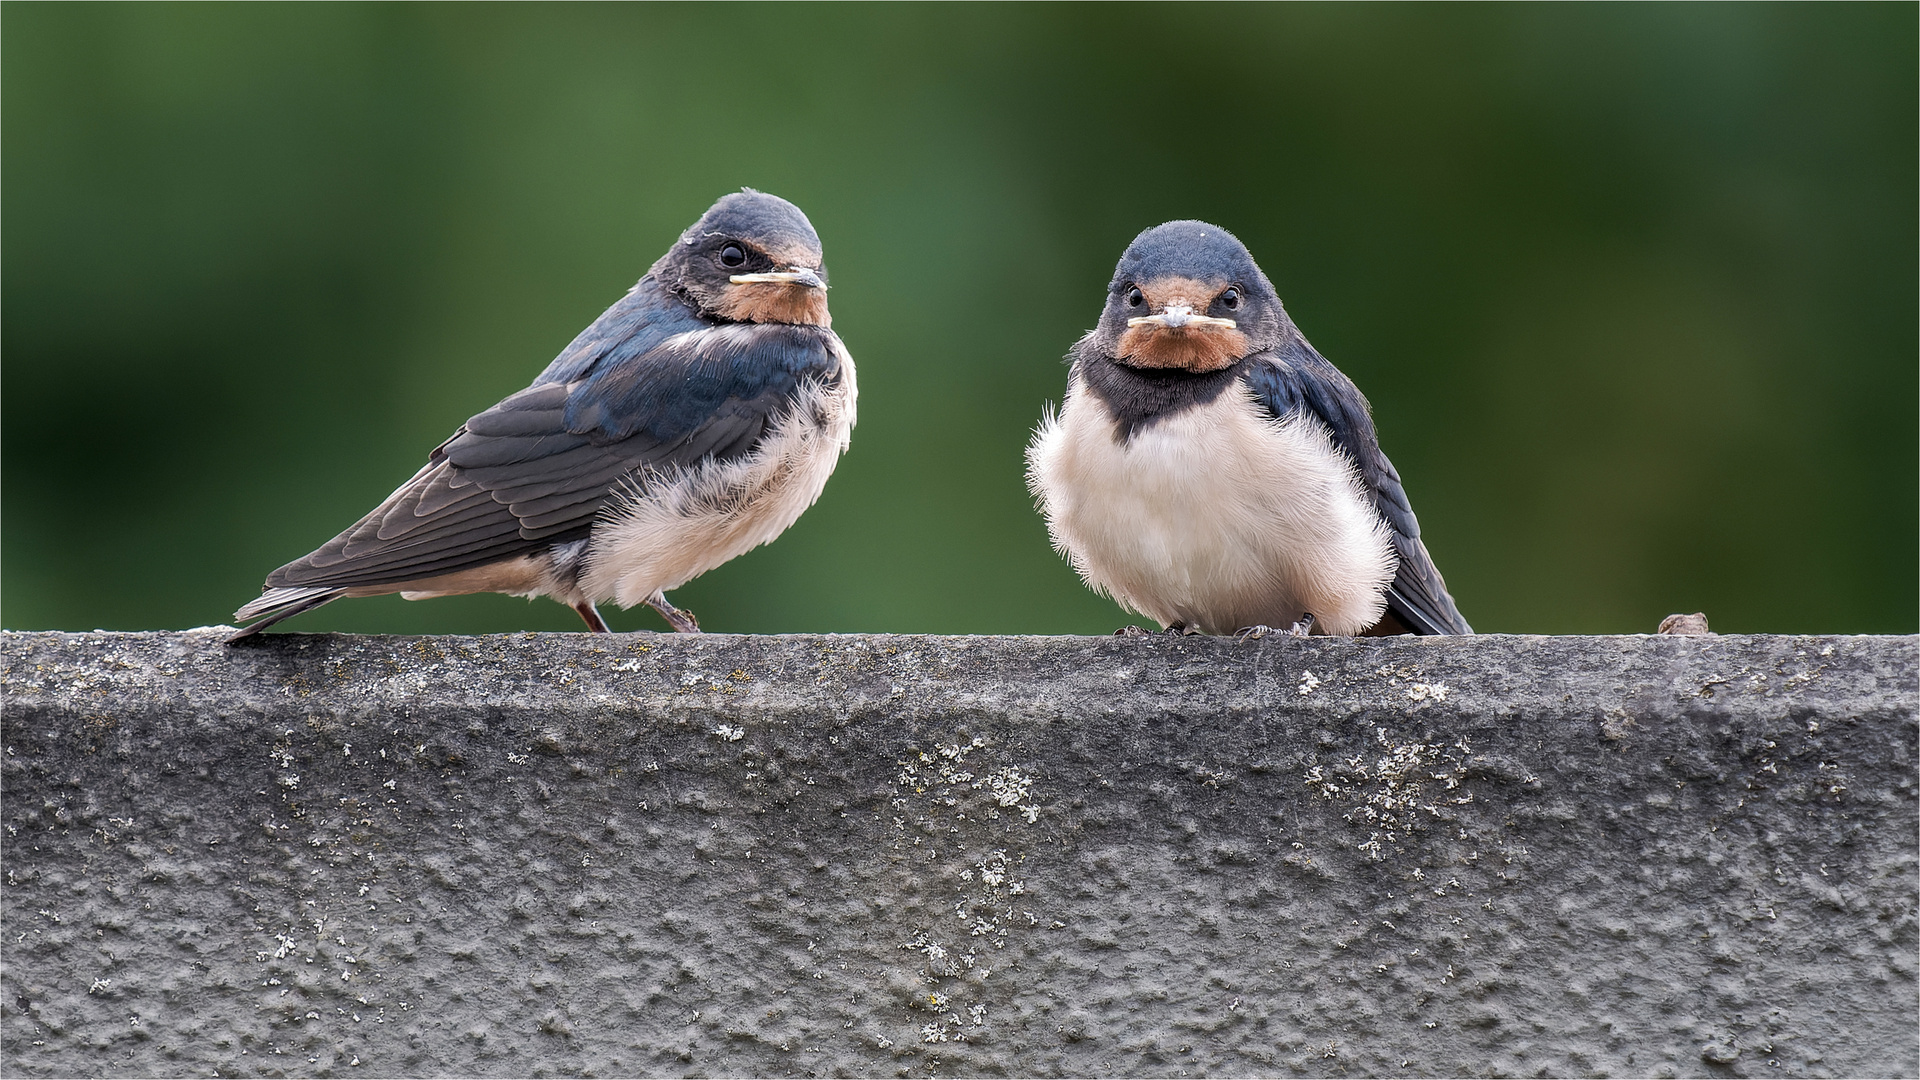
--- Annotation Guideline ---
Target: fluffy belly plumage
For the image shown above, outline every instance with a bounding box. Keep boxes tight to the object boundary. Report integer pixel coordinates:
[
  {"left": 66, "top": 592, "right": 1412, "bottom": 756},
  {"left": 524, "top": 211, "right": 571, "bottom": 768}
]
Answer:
[
  {"left": 580, "top": 373, "right": 856, "bottom": 608},
  {"left": 1027, "top": 380, "right": 1395, "bottom": 635}
]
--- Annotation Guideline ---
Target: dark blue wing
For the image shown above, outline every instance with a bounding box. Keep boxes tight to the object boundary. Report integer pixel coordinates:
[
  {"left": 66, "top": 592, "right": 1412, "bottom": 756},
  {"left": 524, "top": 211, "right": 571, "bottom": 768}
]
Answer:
[
  {"left": 1244, "top": 332, "right": 1471, "bottom": 635},
  {"left": 267, "top": 278, "right": 845, "bottom": 590}
]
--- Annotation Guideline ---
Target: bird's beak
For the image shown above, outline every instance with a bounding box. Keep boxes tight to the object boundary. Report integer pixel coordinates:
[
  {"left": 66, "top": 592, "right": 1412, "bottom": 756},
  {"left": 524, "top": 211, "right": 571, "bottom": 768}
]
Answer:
[
  {"left": 1127, "top": 304, "right": 1236, "bottom": 330},
  {"left": 729, "top": 267, "right": 826, "bottom": 289}
]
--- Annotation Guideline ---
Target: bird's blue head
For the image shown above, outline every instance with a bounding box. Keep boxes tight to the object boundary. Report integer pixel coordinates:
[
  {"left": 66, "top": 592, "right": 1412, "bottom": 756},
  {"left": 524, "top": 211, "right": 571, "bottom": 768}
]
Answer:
[
  {"left": 1089, "top": 220, "right": 1286, "bottom": 372},
  {"left": 655, "top": 190, "right": 832, "bottom": 327}
]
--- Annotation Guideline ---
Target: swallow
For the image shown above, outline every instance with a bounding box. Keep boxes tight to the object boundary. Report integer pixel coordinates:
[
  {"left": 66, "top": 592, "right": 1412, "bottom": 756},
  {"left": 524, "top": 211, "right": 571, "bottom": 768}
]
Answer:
[
  {"left": 1026, "top": 220, "right": 1470, "bottom": 637},
  {"left": 229, "top": 189, "right": 855, "bottom": 641}
]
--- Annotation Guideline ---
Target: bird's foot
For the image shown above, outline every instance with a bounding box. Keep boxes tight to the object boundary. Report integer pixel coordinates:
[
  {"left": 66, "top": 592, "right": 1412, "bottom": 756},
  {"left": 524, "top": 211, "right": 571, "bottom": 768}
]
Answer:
[
  {"left": 1116, "top": 623, "right": 1196, "bottom": 638},
  {"left": 646, "top": 592, "right": 701, "bottom": 634},
  {"left": 1235, "top": 614, "right": 1315, "bottom": 641},
  {"left": 573, "top": 601, "right": 611, "bottom": 634}
]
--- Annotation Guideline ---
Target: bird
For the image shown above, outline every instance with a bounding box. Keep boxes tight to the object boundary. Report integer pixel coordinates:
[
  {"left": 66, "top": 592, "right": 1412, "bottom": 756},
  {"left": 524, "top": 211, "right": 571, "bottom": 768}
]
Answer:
[
  {"left": 229, "top": 189, "right": 856, "bottom": 641},
  {"left": 1025, "top": 220, "right": 1470, "bottom": 638}
]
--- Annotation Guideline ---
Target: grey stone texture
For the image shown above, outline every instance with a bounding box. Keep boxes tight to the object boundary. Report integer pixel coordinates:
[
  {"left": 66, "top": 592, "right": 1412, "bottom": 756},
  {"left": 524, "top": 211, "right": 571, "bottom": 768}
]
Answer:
[{"left": 2, "top": 628, "right": 1915, "bottom": 1078}]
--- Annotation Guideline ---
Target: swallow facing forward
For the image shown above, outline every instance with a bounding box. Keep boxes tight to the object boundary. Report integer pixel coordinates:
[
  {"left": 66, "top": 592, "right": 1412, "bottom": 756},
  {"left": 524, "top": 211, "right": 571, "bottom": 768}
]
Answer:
[
  {"left": 1026, "top": 220, "right": 1469, "bottom": 637},
  {"left": 230, "top": 190, "right": 855, "bottom": 641}
]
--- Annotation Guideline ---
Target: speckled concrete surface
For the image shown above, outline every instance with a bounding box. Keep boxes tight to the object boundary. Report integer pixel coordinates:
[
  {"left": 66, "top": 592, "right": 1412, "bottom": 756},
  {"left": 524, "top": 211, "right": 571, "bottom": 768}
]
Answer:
[{"left": 2, "top": 630, "right": 1914, "bottom": 1077}]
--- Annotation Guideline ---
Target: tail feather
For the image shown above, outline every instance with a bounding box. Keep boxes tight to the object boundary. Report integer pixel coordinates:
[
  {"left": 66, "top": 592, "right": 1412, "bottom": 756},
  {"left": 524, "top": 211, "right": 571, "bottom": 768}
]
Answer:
[
  {"left": 227, "top": 586, "right": 346, "bottom": 643},
  {"left": 1381, "top": 582, "right": 1472, "bottom": 636}
]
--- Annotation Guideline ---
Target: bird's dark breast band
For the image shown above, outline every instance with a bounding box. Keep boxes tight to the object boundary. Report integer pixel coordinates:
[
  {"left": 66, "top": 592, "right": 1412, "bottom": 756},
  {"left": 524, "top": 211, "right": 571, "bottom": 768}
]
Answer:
[{"left": 1078, "top": 352, "right": 1252, "bottom": 443}]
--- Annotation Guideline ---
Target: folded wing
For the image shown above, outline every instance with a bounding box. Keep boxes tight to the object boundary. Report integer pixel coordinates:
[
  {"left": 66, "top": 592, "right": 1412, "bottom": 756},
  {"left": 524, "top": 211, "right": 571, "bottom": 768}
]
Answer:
[
  {"left": 1244, "top": 335, "right": 1471, "bottom": 635},
  {"left": 265, "top": 285, "right": 845, "bottom": 592}
]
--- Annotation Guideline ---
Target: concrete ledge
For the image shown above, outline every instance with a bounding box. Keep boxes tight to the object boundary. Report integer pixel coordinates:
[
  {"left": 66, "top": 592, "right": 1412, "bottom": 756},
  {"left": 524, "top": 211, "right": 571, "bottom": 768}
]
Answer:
[{"left": 3, "top": 630, "right": 1915, "bottom": 1077}]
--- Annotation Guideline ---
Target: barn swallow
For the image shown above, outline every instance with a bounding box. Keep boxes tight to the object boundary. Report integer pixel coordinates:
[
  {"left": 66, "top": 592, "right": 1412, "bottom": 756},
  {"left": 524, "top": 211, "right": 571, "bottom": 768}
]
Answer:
[
  {"left": 1026, "top": 220, "right": 1470, "bottom": 637},
  {"left": 229, "top": 189, "right": 855, "bottom": 641}
]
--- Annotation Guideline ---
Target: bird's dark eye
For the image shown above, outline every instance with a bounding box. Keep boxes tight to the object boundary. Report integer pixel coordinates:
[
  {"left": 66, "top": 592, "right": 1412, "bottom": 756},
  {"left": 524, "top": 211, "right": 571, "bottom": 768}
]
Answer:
[
  {"left": 1221, "top": 287, "right": 1241, "bottom": 310},
  {"left": 719, "top": 243, "right": 747, "bottom": 268},
  {"left": 1125, "top": 286, "right": 1144, "bottom": 308}
]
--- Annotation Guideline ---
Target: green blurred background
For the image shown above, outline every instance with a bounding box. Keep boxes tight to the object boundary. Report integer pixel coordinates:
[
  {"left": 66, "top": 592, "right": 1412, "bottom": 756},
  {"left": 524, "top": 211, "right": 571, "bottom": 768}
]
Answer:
[{"left": 4, "top": 4, "right": 1915, "bottom": 636}]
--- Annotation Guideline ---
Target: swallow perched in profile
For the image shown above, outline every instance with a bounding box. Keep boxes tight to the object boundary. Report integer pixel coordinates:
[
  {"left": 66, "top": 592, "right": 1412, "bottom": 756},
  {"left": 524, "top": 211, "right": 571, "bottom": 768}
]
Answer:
[
  {"left": 229, "top": 189, "right": 855, "bottom": 641},
  {"left": 1026, "top": 220, "right": 1469, "bottom": 637}
]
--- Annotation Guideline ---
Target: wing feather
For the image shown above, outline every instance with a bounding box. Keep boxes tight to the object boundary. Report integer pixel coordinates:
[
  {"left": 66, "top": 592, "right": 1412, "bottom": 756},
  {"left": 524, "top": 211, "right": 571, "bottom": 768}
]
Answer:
[
  {"left": 1244, "top": 333, "right": 1471, "bottom": 635},
  {"left": 261, "top": 280, "right": 845, "bottom": 594}
]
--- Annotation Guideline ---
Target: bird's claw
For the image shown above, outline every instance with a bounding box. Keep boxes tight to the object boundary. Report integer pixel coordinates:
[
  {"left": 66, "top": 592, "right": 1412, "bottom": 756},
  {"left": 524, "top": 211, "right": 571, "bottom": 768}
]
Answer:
[
  {"left": 1235, "top": 613, "right": 1316, "bottom": 641},
  {"left": 646, "top": 592, "right": 702, "bottom": 634},
  {"left": 1114, "top": 625, "right": 1153, "bottom": 638}
]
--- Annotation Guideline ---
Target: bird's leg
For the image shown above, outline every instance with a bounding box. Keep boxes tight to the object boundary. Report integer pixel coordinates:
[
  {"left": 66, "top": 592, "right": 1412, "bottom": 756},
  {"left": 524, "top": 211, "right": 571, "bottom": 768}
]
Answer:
[
  {"left": 1288, "top": 612, "right": 1317, "bottom": 637},
  {"left": 645, "top": 591, "right": 702, "bottom": 634},
  {"left": 572, "top": 601, "right": 611, "bottom": 634},
  {"left": 1164, "top": 623, "right": 1193, "bottom": 637}
]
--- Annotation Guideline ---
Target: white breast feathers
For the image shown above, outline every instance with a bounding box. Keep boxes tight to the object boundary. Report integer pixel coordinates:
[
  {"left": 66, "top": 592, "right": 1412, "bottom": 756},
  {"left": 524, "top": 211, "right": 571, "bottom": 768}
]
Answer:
[
  {"left": 581, "top": 358, "right": 856, "bottom": 610},
  {"left": 1026, "top": 377, "right": 1395, "bottom": 635}
]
